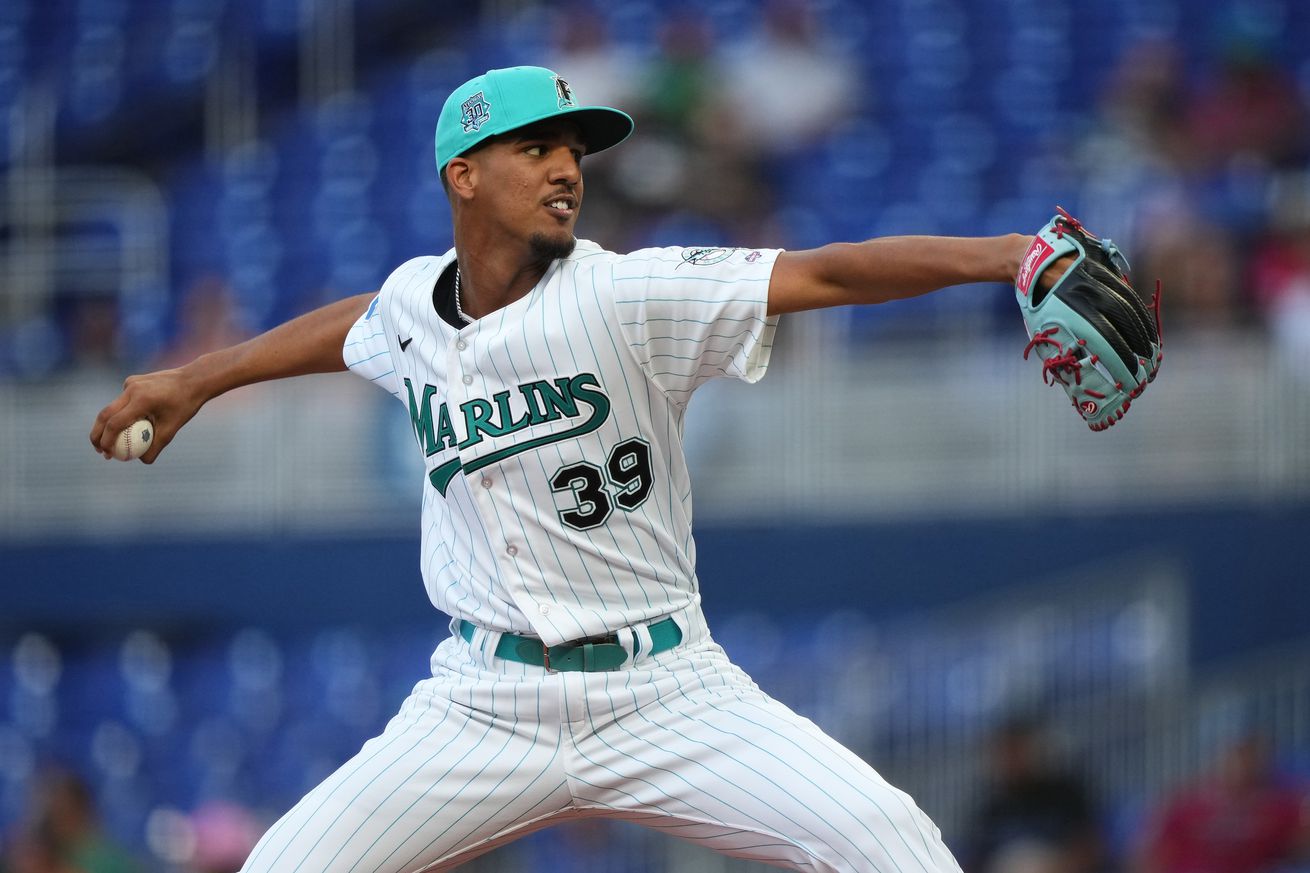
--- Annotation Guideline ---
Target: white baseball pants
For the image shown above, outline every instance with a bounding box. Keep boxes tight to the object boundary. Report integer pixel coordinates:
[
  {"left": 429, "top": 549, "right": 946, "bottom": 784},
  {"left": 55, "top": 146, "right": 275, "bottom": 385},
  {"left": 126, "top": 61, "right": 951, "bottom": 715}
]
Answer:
[{"left": 240, "top": 610, "right": 961, "bottom": 873}]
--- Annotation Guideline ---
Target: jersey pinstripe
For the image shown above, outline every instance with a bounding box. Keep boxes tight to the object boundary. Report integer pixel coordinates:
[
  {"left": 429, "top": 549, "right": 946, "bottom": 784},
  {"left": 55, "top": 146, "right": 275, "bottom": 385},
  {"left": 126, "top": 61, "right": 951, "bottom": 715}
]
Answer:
[{"left": 343, "top": 241, "right": 779, "bottom": 647}]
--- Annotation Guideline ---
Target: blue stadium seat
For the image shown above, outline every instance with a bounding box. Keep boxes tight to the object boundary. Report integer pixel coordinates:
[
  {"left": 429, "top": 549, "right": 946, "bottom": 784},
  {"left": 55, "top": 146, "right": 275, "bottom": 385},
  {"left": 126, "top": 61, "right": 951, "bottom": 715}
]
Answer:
[
  {"left": 406, "top": 48, "right": 473, "bottom": 121},
  {"left": 10, "top": 634, "right": 62, "bottom": 697},
  {"left": 326, "top": 219, "right": 390, "bottom": 293},
  {"left": 929, "top": 112, "right": 999, "bottom": 174},
  {"left": 0, "top": 0, "right": 30, "bottom": 26},
  {"left": 75, "top": 0, "right": 129, "bottom": 25},
  {"left": 63, "top": 24, "right": 125, "bottom": 123},
  {"left": 817, "top": 0, "right": 876, "bottom": 54},
  {"left": 161, "top": 18, "right": 220, "bottom": 85},
  {"left": 0, "top": 722, "right": 35, "bottom": 815},
  {"left": 916, "top": 162, "right": 985, "bottom": 233},
  {"left": 605, "top": 0, "right": 663, "bottom": 53},
  {"left": 773, "top": 206, "right": 835, "bottom": 252},
  {"left": 172, "top": 638, "right": 230, "bottom": 720},
  {"left": 0, "top": 24, "right": 26, "bottom": 100},
  {"left": 254, "top": 0, "right": 301, "bottom": 39}
]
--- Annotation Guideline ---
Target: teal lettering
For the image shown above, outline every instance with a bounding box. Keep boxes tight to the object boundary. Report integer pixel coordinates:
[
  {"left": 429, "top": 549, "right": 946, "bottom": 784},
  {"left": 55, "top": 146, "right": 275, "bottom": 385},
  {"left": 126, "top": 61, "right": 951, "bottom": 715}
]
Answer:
[
  {"left": 519, "top": 383, "right": 548, "bottom": 425},
  {"left": 532, "top": 377, "right": 580, "bottom": 421},
  {"left": 420, "top": 371, "right": 615, "bottom": 496},
  {"left": 493, "top": 389, "right": 532, "bottom": 435},
  {"left": 435, "top": 402, "right": 457, "bottom": 452},
  {"left": 404, "top": 378, "right": 441, "bottom": 457},
  {"left": 567, "top": 373, "right": 611, "bottom": 430},
  {"left": 458, "top": 398, "right": 498, "bottom": 449},
  {"left": 455, "top": 372, "right": 612, "bottom": 486}
]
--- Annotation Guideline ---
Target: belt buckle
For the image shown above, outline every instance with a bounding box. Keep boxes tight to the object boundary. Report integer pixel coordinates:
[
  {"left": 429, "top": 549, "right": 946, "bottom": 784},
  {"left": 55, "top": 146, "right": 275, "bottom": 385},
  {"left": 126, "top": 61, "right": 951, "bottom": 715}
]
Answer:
[
  {"left": 541, "top": 639, "right": 583, "bottom": 673},
  {"left": 543, "top": 634, "right": 621, "bottom": 673}
]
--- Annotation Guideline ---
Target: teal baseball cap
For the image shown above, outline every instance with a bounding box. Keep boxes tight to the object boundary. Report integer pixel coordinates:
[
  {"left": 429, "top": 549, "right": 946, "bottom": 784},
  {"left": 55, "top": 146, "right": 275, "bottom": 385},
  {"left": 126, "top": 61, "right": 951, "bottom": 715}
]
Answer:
[{"left": 435, "top": 66, "right": 634, "bottom": 175}]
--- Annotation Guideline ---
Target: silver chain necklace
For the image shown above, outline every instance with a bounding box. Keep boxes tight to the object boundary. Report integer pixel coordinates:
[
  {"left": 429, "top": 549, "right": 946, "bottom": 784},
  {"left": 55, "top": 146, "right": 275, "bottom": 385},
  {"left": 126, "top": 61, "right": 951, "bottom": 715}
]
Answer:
[{"left": 454, "top": 264, "right": 472, "bottom": 325}]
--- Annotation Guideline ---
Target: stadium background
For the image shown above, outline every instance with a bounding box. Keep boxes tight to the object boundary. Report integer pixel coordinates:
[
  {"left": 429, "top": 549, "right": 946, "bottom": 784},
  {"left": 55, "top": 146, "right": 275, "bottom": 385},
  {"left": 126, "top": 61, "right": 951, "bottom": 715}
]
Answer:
[{"left": 2, "top": 0, "right": 1309, "bottom": 870}]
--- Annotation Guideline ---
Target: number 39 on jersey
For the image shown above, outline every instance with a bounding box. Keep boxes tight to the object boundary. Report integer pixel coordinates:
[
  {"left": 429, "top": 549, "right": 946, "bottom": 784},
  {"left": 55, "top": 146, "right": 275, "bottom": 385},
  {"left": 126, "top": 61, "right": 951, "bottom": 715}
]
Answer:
[
  {"left": 550, "top": 438, "right": 653, "bottom": 530},
  {"left": 403, "top": 373, "right": 653, "bottom": 530}
]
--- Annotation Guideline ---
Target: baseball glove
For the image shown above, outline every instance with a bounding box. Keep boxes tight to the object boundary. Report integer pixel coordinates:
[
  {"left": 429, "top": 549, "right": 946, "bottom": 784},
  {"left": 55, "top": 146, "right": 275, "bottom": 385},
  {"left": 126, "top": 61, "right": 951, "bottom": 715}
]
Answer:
[{"left": 1015, "top": 208, "right": 1162, "bottom": 431}]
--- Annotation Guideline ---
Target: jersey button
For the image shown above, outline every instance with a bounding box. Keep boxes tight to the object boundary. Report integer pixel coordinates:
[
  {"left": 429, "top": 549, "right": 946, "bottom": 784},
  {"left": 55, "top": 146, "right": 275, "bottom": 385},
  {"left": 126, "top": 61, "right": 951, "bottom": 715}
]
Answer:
[
  {"left": 456, "top": 340, "right": 467, "bottom": 351},
  {"left": 538, "top": 603, "right": 550, "bottom": 616},
  {"left": 481, "top": 478, "right": 493, "bottom": 489},
  {"left": 461, "top": 374, "right": 473, "bottom": 385},
  {"left": 505, "top": 544, "right": 518, "bottom": 557}
]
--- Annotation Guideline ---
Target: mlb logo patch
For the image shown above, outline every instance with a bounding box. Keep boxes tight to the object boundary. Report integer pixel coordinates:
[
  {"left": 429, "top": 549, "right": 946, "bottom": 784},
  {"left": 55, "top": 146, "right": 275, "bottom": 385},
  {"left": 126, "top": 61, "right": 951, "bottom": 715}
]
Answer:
[{"left": 461, "top": 91, "right": 491, "bottom": 133}]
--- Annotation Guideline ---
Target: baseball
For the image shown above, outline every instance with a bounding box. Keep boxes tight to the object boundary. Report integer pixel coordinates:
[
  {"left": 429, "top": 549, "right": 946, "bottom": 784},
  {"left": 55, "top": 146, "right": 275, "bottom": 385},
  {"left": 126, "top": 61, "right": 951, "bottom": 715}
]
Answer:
[{"left": 113, "top": 419, "right": 154, "bottom": 461}]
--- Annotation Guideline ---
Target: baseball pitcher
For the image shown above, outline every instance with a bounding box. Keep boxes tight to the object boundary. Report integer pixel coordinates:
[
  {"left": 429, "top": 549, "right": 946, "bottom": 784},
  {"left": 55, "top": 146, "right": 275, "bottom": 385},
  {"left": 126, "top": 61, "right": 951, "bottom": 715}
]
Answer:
[{"left": 90, "top": 66, "right": 1157, "bottom": 872}]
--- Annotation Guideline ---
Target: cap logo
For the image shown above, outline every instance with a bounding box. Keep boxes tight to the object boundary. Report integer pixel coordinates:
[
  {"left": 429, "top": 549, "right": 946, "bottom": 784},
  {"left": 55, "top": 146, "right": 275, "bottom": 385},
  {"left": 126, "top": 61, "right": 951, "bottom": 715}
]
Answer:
[
  {"left": 460, "top": 90, "right": 491, "bottom": 133},
  {"left": 554, "top": 76, "right": 575, "bottom": 108}
]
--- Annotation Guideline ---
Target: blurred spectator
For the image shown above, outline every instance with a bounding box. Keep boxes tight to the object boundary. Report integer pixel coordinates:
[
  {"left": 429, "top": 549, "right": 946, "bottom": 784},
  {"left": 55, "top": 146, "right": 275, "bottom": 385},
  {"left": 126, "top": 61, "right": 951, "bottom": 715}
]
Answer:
[
  {"left": 59, "top": 296, "right": 122, "bottom": 375},
  {"left": 185, "top": 801, "right": 260, "bottom": 873},
  {"left": 963, "top": 715, "right": 1103, "bottom": 873},
  {"left": 717, "top": 0, "right": 859, "bottom": 160},
  {"left": 1181, "top": 28, "right": 1309, "bottom": 257},
  {"left": 152, "top": 276, "right": 251, "bottom": 371},
  {"left": 607, "top": 8, "right": 769, "bottom": 248},
  {"left": 1078, "top": 32, "right": 1310, "bottom": 329},
  {"left": 1076, "top": 40, "right": 1220, "bottom": 324},
  {"left": 542, "top": 3, "right": 645, "bottom": 251},
  {"left": 25, "top": 769, "right": 141, "bottom": 873},
  {"left": 1138, "top": 733, "right": 1310, "bottom": 873},
  {"left": 543, "top": 2, "right": 642, "bottom": 113},
  {"left": 2, "top": 824, "right": 79, "bottom": 873},
  {"left": 1186, "top": 40, "right": 1308, "bottom": 172},
  {"left": 1097, "top": 39, "right": 1192, "bottom": 170},
  {"left": 1249, "top": 175, "right": 1310, "bottom": 362},
  {"left": 1134, "top": 200, "right": 1244, "bottom": 328},
  {"left": 634, "top": 9, "right": 721, "bottom": 143}
]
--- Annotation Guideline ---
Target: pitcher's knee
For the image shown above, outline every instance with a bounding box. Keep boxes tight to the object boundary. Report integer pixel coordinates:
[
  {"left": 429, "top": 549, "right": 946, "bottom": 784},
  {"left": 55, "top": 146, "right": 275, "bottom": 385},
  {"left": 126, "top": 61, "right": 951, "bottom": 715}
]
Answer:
[{"left": 806, "top": 790, "right": 961, "bottom": 873}]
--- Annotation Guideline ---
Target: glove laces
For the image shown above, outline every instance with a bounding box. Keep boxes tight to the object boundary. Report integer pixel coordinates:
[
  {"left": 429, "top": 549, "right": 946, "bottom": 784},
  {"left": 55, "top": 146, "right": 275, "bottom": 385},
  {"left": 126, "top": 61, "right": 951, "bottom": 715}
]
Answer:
[
  {"left": 1054, "top": 205, "right": 1087, "bottom": 239},
  {"left": 1023, "top": 328, "right": 1083, "bottom": 386}
]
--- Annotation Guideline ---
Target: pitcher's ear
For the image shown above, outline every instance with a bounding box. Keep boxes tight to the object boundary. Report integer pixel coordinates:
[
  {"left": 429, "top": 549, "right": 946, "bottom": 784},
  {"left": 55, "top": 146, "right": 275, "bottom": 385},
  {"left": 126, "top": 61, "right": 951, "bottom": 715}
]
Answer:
[{"left": 446, "top": 157, "right": 476, "bottom": 201}]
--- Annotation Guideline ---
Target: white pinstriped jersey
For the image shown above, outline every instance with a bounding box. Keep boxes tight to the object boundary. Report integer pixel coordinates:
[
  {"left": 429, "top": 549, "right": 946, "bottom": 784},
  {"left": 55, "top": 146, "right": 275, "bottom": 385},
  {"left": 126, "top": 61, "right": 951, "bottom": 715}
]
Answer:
[
  {"left": 344, "top": 240, "right": 780, "bottom": 646},
  {"left": 259, "top": 242, "right": 961, "bottom": 873}
]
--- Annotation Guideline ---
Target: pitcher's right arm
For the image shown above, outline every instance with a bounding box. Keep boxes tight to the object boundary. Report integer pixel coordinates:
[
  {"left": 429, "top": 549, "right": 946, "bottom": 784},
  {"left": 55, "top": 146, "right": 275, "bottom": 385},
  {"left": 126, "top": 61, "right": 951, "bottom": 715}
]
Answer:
[{"left": 90, "top": 292, "right": 376, "bottom": 463}]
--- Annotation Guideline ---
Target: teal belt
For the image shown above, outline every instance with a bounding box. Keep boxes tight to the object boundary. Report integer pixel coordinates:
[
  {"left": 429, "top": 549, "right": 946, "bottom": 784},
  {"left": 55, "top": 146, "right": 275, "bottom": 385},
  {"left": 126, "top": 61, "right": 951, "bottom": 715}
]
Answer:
[{"left": 459, "top": 617, "right": 682, "bottom": 672}]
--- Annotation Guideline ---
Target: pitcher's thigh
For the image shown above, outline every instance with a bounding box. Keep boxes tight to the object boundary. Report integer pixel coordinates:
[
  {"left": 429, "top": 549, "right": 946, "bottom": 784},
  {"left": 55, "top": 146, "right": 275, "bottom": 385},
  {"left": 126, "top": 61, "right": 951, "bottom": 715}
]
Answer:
[
  {"left": 579, "top": 687, "right": 961, "bottom": 873},
  {"left": 241, "top": 691, "right": 570, "bottom": 873}
]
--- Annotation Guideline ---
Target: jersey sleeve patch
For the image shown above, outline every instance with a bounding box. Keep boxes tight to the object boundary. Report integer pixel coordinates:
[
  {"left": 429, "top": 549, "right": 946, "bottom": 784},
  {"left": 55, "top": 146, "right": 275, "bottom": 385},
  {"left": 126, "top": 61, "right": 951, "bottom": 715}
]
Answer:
[{"left": 611, "top": 247, "right": 781, "bottom": 405}]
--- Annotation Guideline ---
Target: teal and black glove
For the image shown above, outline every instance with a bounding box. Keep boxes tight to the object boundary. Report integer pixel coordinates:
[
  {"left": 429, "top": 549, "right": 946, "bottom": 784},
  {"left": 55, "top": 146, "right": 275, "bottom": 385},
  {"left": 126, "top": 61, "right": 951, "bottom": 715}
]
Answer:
[{"left": 1016, "top": 208, "right": 1163, "bottom": 431}]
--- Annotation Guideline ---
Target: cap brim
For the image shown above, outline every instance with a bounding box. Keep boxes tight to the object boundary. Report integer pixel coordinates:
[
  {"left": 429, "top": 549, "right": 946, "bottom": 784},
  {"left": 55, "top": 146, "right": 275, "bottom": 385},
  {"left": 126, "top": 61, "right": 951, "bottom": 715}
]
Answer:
[
  {"left": 558, "top": 106, "right": 634, "bottom": 156},
  {"left": 490, "top": 105, "right": 633, "bottom": 158}
]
